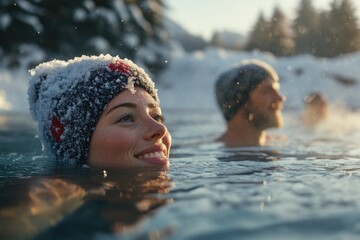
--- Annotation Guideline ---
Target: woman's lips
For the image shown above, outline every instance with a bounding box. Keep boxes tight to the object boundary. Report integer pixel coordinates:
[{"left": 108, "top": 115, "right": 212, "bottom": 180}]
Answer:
[{"left": 135, "top": 146, "right": 169, "bottom": 166}]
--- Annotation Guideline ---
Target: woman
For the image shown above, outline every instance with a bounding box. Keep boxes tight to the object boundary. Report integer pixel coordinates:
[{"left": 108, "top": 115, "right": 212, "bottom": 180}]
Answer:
[
  {"left": 28, "top": 54, "right": 171, "bottom": 167},
  {"left": 0, "top": 56, "right": 173, "bottom": 239}
]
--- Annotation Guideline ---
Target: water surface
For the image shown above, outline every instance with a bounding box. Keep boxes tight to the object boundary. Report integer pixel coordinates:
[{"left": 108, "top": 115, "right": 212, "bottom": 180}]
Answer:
[{"left": 1, "top": 109, "right": 360, "bottom": 240}]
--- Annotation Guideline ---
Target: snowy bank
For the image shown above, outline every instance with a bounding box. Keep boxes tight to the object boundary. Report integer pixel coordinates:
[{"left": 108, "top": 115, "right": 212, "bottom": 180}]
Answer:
[
  {"left": 158, "top": 48, "right": 360, "bottom": 111},
  {"left": 1, "top": 47, "right": 360, "bottom": 112}
]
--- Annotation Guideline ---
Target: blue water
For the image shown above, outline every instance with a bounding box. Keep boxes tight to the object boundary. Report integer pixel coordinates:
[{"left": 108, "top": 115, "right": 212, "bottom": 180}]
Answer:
[{"left": 1, "top": 109, "right": 360, "bottom": 240}]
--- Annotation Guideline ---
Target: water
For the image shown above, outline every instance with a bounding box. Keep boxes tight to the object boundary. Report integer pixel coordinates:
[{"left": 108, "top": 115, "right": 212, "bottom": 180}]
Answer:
[{"left": 1, "top": 108, "right": 360, "bottom": 240}]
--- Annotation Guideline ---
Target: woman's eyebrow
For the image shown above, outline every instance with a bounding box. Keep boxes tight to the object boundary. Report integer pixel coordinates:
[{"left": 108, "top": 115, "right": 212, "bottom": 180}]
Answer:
[
  {"left": 105, "top": 102, "right": 160, "bottom": 115},
  {"left": 105, "top": 102, "right": 136, "bottom": 115}
]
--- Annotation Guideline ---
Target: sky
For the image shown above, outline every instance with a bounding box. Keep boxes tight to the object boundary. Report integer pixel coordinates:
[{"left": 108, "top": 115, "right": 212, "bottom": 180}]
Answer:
[{"left": 165, "top": 0, "right": 360, "bottom": 40}]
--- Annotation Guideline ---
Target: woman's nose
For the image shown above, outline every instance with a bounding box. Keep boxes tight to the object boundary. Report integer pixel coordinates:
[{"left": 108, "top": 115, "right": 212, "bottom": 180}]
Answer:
[{"left": 144, "top": 117, "right": 167, "bottom": 141}]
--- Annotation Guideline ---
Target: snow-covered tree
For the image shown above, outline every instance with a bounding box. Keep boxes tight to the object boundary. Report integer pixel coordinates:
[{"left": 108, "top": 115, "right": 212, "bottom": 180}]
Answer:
[
  {"left": 0, "top": 0, "right": 171, "bottom": 74},
  {"left": 0, "top": 0, "right": 43, "bottom": 53}
]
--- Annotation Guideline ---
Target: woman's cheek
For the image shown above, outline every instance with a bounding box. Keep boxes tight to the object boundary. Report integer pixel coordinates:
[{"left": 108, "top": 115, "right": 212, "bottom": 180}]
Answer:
[{"left": 104, "top": 127, "right": 138, "bottom": 150}]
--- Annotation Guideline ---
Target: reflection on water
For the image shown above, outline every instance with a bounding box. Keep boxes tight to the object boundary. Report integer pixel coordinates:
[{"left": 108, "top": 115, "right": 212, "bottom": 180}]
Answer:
[
  {"left": 0, "top": 167, "right": 173, "bottom": 240},
  {"left": 1, "top": 109, "right": 360, "bottom": 239},
  {"left": 217, "top": 149, "right": 282, "bottom": 162},
  {"left": 0, "top": 177, "right": 86, "bottom": 239}
]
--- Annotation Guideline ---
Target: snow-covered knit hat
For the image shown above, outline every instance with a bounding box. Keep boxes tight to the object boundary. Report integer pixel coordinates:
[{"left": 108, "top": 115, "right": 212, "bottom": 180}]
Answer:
[
  {"left": 215, "top": 60, "right": 279, "bottom": 121},
  {"left": 28, "top": 54, "right": 159, "bottom": 165}
]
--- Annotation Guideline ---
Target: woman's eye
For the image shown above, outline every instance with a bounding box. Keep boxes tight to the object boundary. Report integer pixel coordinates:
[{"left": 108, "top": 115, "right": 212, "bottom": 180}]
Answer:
[
  {"left": 118, "top": 114, "right": 134, "bottom": 123},
  {"left": 153, "top": 114, "right": 165, "bottom": 123}
]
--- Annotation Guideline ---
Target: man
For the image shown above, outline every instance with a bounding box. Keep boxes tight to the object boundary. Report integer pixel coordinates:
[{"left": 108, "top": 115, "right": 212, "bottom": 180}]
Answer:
[
  {"left": 302, "top": 92, "right": 328, "bottom": 127},
  {"left": 215, "top": 60, "right": 285, "bottom": 147}
]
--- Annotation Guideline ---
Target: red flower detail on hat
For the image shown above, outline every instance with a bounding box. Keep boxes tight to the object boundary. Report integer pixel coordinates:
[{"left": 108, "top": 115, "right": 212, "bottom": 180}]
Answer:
[
  {"left": 51, "top": 116, "right": 65, "bottom": 142},
  {"left": 108, "top": 60, "right": 130, "bottom": 75}
]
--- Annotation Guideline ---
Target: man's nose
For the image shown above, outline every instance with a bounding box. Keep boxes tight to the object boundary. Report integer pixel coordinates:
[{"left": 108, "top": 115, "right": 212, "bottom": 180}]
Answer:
[{"left": 276, "top": 91, "right": 286, "bottom": 102}]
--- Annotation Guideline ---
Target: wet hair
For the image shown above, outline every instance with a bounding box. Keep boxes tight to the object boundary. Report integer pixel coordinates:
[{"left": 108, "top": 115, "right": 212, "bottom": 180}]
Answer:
[
  {"left": 304, "top": 92, "right": 325, "bottom": 105},
  {"left": 215, "top": 60, "right": 279, "bottom": 121}
]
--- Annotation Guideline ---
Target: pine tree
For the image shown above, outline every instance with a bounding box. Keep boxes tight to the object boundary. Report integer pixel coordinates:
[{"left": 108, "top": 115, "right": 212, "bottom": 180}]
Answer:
[
  {"left": 245, "top": 12, "right": 271, "bottom": 52},
  {"left": 268, "top": 7, "right": 294, "bottom": 56},
  {"left": 293, "top": 0, "right": 319, "bottom": 55},
  {"left": 314, "top": 11, "right": 333, "bottom": 57},
  {"left": 327, "top": 0, "right": 347, "bottom": 56},
  {"left": 316, "top": 0, "right": 360, "bottom": 57},
  {"left": 336, "top": 0, "right": 360, "bottom": 54},
  {"left": 210, "top": 31, "right": 223, "bottom": 48}
]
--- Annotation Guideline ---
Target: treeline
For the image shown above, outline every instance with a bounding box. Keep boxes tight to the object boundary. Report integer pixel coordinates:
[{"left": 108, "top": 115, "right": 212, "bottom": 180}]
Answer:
[
  {"left": 0, "top": 0, "right": 171, "bottom": 74},
  {"left": 1, "top": 0, "right": 359, "bottom": 72},
  {"left": 246, "top": 0, "right": 360, "bottom": 57}
]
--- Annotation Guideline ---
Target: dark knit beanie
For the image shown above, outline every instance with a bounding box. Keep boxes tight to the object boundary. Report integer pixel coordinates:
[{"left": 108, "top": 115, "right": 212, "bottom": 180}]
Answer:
[
  {"left": 215, "top": 60, "right": 279, "bottom": 121},
  {"left": 28, "top": 54, "right": 159, "bottom": 165}
]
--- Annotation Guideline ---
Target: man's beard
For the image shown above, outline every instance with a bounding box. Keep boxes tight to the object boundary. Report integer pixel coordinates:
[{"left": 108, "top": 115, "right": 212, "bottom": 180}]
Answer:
[{"left": 246, "top": 107, "right": 283, "bottom": 130}]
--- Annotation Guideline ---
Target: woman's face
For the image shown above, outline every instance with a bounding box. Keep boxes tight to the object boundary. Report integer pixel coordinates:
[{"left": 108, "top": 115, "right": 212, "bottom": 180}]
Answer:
[{"left": 88, "top": 87, "right": 171, "bottom": 168}]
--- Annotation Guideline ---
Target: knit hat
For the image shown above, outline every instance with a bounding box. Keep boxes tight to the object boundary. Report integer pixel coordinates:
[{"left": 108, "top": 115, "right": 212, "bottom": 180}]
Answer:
[
  {"left": 215, "top": 60, "right": 279, "bottom": 121},
  {"left": 28, "top": 54, "right": 159, "bottom": 165}
]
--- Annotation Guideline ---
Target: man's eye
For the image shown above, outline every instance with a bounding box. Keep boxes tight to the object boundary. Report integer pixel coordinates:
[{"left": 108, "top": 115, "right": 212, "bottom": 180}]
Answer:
[
  {"left": 118, "top": 114, "right": 134, "bottom": 123},
  {"left": 153, "top": 114, "right": 165, "bottom": 123}
]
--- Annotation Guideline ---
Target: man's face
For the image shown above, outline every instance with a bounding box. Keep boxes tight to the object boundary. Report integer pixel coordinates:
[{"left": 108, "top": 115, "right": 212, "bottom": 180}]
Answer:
[{"left": 244, "top": 77, "right": 285, "bottom": 130}]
